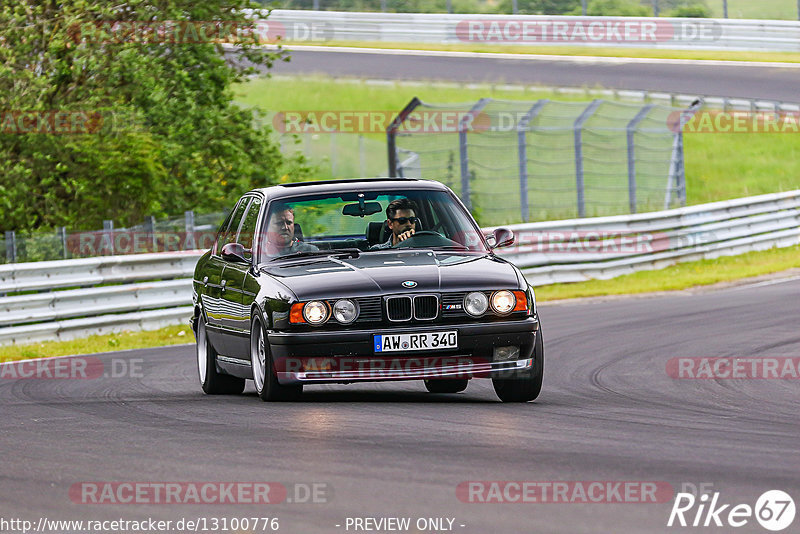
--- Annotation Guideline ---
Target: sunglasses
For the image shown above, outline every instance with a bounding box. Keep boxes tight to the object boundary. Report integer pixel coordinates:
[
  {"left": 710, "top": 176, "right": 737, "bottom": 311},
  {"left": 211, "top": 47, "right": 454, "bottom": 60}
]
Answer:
[{"left": 389, "top": 216, "right": 419, "bottom": 225}]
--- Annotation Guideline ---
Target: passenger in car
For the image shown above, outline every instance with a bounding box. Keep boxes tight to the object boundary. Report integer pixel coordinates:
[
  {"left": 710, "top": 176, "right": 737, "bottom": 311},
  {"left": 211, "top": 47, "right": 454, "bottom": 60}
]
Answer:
[
  {"left": 263, "top": 205, "right": 319, "bottom": 257},
  {"left": 370, "top": 198, "right": 419, "bottom": 250}
]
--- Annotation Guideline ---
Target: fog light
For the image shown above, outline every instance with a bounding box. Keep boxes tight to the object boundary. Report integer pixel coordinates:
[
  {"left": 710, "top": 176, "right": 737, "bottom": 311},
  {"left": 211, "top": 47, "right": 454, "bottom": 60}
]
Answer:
[{"left": 493, "top": 346, "right": 520, "bottom": 361}]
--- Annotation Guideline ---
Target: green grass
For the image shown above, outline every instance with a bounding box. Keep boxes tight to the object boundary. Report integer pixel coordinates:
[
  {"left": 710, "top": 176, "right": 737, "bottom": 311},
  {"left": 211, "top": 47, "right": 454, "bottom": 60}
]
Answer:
[
  {"left": 236, "top": 75, "right": 800, "bottom": 208},
  {"left": 285, "top": 40, "right": 800, "bottom": 63},
  {"left": 0, "top": 325, "right": 194, "bottom": 363},
  {"left": 709, "top": 0, "right": 799, "bottom": 20},
  {"left": 535, "top": 244, "right": 800, "bottom": 301}
]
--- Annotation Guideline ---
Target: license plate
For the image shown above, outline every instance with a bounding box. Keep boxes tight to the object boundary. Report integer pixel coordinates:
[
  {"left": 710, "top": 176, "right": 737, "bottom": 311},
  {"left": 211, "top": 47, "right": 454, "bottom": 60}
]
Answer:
[{"left": 374, "top": 331, "right": 458, "bottom": 352}]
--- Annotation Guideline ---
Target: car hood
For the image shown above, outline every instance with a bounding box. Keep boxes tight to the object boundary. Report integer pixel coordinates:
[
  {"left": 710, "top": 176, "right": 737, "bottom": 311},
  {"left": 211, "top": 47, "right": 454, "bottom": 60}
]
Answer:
[{"left": 260, "top": 250, "right": 522, "bottom": 301}]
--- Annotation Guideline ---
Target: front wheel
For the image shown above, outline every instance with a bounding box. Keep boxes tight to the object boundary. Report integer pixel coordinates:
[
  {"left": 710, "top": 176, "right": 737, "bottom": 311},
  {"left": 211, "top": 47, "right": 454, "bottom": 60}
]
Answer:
[
  {"left": 424, "top": 378, "right": 469, "bottom": 394},
  {"left": 492, "top": 328, "right": 544, "bottom": 403},
  {"left": 196, "top": 319, "right": 245, "bottom": 395},
  {"left": 251, "top": 316, "right": 302, "bottom": 402}
]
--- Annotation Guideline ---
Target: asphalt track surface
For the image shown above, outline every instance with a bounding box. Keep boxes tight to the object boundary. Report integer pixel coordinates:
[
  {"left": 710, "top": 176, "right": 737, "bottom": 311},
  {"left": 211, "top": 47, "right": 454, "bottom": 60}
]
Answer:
[
  {"left": 267, "top": 47, "right": 800, "bottom": 102},
  {"left": 3, "top": 276, "right": 799, "bottom": 533}
]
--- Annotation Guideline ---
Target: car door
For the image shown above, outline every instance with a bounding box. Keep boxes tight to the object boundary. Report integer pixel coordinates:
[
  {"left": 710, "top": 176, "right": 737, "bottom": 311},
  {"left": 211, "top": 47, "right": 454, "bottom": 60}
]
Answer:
[
  {"left": 220, "top": 194, "right": 263, "bottom": 358},
  {"left": 205, "top": 197, "right": 250, "bottom": 354}
]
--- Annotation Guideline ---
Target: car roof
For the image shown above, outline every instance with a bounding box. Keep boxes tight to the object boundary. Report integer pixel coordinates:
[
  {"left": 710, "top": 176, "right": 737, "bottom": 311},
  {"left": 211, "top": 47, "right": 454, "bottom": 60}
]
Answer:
[{"left": 252, "top": 178, "right": 451, "bottom": 200}]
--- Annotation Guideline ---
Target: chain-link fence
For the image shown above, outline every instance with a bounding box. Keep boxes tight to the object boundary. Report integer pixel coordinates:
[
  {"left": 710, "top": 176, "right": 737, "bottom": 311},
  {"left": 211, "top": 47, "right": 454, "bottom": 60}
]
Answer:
[
  {"left": 1, "top": 212, "right": 228, "bottom": 265},
  {"left": 277, "top": 132, "right": 388, "bottom": 179},
  {"left": 388, "top": 97, "right": 700, "bottom": 226}
]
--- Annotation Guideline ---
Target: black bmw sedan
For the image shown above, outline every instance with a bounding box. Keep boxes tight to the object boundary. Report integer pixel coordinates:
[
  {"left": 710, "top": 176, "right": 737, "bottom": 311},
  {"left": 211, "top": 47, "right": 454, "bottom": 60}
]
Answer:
[{"left": 191, "top": 178, "right": 543, "bottom": 402}]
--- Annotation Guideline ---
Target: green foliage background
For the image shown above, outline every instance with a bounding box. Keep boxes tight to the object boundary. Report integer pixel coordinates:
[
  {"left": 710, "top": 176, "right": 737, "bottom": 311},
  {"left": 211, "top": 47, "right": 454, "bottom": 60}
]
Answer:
[{"left": 0, "top": 1, "right": 311, "bottom": 232}]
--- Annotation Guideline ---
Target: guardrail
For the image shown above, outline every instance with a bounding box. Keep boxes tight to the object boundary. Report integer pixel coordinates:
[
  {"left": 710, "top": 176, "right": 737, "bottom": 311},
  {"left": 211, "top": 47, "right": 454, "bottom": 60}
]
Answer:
[
  {"left": 493, "top": 190, "right": 800, "bottom": 285},
  {"left": 1, "top": 190, "right": 798, "bottom": 345},
  {"left": 266, "top": 10, "right": 800, "bottom": 52}
]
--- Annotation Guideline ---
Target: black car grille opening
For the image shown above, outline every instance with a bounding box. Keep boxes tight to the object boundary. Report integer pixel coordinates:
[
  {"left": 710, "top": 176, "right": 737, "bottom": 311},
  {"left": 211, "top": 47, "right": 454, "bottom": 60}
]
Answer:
[
  {"left": 413, "top": 295, "right": 438, "bottom": 320},
  {"left": 356, "top": 297, "right": 382, "bottom": 322},
  {"left": 441, "top": 292, "right": 468, "bottom": 317},
  {"left": 386, "top": 296, "right": 412, "bottom": 321}
]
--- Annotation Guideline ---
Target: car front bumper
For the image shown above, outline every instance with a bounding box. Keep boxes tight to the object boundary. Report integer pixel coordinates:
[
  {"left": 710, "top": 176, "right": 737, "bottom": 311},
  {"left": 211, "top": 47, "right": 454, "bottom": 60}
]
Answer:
[{"left": 268, "top": 317, "right": 539, "bottom": 384}]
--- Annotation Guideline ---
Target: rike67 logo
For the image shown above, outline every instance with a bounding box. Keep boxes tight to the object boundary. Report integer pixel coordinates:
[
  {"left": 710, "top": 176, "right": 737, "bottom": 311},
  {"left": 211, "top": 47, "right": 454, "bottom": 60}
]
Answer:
[{"left": 668, "top": 487, "right": 795, "bottom": 531}]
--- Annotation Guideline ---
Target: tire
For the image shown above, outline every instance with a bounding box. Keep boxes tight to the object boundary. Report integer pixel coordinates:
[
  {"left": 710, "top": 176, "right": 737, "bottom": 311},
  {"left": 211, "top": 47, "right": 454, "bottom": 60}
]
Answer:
[
  {"left": 424, "top": 378, "right": 469, "bottom": 394},
  {"left": 492, "top": 328, "right": 544, "bottom": 403},
  {"left": 250, "top": 316, "right": 302, "bottom": 402},
  {"left": 195, "top": 318, "right": 245, "bottom": 395}
]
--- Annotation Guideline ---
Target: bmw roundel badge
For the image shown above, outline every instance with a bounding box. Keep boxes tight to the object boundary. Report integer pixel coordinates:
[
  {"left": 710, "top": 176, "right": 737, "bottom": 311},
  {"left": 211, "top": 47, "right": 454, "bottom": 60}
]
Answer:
[{"left": 402, "top": 280, "right": 418, "bottom": 288}]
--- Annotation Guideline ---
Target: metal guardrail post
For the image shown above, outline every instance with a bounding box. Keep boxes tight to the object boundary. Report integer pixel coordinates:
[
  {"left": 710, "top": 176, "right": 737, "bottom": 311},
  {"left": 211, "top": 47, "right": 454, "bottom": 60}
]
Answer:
[
  {"left": 5, "top": 231, "right": 16, "bottom": 264},
  {"left": 517, "top": 99, "right": 549, "bottom": 223},
  {"left": 574, "top": 100, "right": 602, "bottom": 218},
  {"left": 387, "top": 97, "right": 422, "bottom": 178},
  {"left": 58, "top": 227, "right": 67, "bottom": 259},
  {"left": 459, "top": 98, "right": 491, "bottom": 211},
  {"left": 626, "top": 104, "right": 654, "bottom": 215}
]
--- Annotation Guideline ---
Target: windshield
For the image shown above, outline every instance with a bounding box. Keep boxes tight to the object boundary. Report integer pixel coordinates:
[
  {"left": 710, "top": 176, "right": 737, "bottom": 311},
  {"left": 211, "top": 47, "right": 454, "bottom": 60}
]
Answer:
[{"left": 257, "top": 189, "right": 488, "bottom": 262}]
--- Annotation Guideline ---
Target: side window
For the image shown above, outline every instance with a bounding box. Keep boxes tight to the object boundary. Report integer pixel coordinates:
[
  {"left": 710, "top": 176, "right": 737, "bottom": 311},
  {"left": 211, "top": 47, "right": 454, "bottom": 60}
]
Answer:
[
  {"left": 238, "top": 197, "right": 262, "bottom": 260},
  {"left": 217, "top": 197, "right": 251, "bottom": 252}
]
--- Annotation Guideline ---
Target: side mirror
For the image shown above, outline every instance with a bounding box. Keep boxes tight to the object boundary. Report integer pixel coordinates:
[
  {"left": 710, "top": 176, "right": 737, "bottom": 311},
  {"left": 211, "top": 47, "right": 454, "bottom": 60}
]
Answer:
[
  {"left": 221, "top": 242, "right": 250, "bottom": 263},
  {"left": 490, "top": 228, "right": 515, "bottom": 250}
]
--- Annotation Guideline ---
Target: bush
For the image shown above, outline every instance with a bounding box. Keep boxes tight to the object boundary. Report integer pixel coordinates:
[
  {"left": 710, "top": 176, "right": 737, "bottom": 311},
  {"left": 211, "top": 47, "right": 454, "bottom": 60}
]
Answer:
[
  {"left": 581, "top": 0, "right": 651, "bottom": 16},
  {"left": 669, "top": 4, "right": 711, "bottom": 17}
]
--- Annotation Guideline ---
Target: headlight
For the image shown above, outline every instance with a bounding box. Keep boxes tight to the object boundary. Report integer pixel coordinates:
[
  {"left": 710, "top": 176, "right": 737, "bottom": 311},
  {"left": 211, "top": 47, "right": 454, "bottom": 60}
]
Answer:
[
  {"left": 303, "top": 301, "right": 329, "bottom": 324},
  {"left": 464, "top": 292, "right": 489, "bottom": 317},
  {"left": 333, "top": 299, "right": 358, "bottom": 324},
  {"left": 491, "top": 290, "right": 516, "bottom": 315}
]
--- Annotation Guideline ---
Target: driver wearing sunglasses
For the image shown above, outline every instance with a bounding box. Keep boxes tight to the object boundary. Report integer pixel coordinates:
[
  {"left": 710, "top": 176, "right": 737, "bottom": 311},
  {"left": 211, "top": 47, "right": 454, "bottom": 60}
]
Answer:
[{"left": 371, "top": 197, "right": 419, "bottom": 250}]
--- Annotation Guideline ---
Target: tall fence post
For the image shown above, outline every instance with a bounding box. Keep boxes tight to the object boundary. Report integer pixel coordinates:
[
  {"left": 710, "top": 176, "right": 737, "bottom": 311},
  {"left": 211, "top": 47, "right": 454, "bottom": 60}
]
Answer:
[
  {"left": 387, "top": 97, "right": 422, "bottom": 178},
  {"left": 666, "top": 99, "right": 702, "bottom": 209},
  {"left": 57, "top": 226, "right": 67, "bottom": 259},
  {"left": 626, "top": 104, "right": 654, "bottom": 215},
  {"left": 459, "top": 98, "right": 491, "bottom": 211},
  {"left": 5, "top": 231, "right": 16, "bottom": 264},
  {"left": 574, "top": 99, "right": 602, "bottom": 218},
  {"left": 582, "top": 0, "right": 587, "bottom": 15},
  {"left": 183, "top": 211, "right": 195, "bottom": 252},
  {"left": 102, "top": 220, "right": 114, "bottom": 255},
  {"left": 144, "top": 216, "right": 156, "bottom": 252},
  {"left": 517, "top": 99, "right": 549, "bottom": 223},
  {"left": 723, "top": 0, "right": 728, "bottom": 18},
  {"left": 653, "top": 0, "right": 659, "bottom": 16}
]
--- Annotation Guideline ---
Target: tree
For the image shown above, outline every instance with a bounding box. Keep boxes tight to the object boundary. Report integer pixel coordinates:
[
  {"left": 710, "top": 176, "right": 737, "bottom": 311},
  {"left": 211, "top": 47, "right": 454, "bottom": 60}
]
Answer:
[{"left": 0, "top": 1, "right": 310, "bottom": 232}]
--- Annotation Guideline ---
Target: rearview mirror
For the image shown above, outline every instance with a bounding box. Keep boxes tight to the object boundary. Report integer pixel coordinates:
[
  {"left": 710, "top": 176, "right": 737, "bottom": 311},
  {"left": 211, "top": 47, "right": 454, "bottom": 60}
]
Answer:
[
  {"left": 490, "top": 228, "right": 515, "bottom": 250},
  {"left": 343, "top": 201, "right": 382, "bottom": 217},
  {"left": 221, "top": 242, "right": 250, "bottom": 263}
]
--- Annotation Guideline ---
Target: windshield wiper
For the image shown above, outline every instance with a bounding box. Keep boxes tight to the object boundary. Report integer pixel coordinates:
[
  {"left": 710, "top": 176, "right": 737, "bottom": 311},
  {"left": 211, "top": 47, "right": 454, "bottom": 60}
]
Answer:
[{"left": 268, "top": 248, "right": 362, "bottom": 262}]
